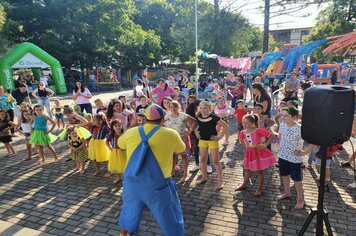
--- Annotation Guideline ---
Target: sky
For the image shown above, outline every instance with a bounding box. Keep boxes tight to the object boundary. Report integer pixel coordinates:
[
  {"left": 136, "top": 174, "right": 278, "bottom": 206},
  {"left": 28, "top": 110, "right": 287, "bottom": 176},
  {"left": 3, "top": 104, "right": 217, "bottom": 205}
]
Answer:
[{"left": 205, "top": 0, "right": 329, "bottom": 29}]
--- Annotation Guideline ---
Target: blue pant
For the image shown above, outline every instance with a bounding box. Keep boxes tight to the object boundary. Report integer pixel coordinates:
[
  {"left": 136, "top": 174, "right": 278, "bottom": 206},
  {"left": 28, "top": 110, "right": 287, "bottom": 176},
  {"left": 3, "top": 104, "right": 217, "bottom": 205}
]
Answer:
[
  {"left": 118, "top": 126, "right": 184, "bottom": 235},
  {"left": 78, "top": 103, "right": 92, "bottom": 114},
  {"left": 38, "top": 97, "right": 52, "bottom": 118},
  {"left": 119, "top": 179, "right": 184, "bottom": 235}
]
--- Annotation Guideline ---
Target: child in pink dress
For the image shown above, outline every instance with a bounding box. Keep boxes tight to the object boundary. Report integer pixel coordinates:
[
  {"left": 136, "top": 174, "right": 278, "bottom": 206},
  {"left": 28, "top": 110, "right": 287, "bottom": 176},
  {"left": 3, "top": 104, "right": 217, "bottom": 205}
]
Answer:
[{"left": 236, "top": 114, "right": 276, "bottom": 196}]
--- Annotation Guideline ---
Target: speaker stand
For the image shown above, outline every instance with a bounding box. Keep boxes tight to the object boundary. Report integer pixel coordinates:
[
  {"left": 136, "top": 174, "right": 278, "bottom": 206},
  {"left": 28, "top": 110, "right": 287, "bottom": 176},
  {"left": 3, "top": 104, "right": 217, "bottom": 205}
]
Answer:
[{"left": 298, "top": 146, "right": 333, "bottom": 236}]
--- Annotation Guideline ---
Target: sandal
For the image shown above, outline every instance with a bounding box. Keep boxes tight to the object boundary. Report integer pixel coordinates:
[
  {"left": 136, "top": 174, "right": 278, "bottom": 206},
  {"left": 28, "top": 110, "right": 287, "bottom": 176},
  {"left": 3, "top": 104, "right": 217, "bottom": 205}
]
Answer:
[{"left": 340, "top": 162, "right": 351, "bottom": 167}]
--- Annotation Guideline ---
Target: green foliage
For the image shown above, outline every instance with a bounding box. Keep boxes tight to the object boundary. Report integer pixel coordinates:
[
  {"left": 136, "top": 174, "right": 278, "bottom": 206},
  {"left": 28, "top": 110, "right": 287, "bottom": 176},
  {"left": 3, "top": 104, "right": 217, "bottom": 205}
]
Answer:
[
  {"left": 0, "top": 0, "right": 276, "bottom": 69},
  {"left": 305, "top": 0, "right": 355, "bottom": 60}
]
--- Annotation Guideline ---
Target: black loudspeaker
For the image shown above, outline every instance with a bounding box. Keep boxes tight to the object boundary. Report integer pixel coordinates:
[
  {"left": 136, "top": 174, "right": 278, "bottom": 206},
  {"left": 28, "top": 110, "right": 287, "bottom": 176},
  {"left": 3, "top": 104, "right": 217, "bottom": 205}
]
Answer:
[{"left": 302, "top": 85, "right": 355, "bottom": 146}]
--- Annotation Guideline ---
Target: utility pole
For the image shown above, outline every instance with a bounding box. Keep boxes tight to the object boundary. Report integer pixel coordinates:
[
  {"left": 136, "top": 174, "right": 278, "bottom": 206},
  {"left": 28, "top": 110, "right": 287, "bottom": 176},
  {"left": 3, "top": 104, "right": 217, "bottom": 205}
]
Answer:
[
  {"left": 195, "top": 0, "right": 199, "bottom": 97},
  {"left": 263, "top": 0, "right": 270, "bottom": 53}
]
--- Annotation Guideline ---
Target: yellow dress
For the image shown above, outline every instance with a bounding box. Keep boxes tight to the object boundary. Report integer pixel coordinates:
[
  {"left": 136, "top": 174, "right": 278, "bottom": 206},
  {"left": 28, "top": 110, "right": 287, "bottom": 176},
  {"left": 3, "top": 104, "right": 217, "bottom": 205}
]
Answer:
[
  {"left": 108, "top": 148, "right": 127, "bottom": 174},
  {"left": 88, "top": 126, "right": 110, "bottom": 162}
]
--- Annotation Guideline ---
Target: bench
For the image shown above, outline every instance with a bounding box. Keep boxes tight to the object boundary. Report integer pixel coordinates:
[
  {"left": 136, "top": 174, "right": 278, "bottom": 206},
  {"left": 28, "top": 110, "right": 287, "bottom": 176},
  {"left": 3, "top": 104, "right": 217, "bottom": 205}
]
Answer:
[{"left": 96, "top": 81, "right": 122, "bottom": 91}]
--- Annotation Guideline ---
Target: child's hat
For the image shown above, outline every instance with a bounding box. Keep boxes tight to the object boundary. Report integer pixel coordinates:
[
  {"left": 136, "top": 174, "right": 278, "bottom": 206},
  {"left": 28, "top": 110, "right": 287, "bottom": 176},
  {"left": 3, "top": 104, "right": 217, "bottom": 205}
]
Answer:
[{"left": 144, "top": 104, "right": 166, "bottom": 121}]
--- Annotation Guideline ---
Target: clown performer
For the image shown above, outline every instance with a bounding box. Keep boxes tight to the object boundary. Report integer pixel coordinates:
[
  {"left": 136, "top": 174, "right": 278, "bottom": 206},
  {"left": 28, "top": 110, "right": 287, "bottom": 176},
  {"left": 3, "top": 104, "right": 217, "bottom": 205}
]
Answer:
[{"left": 118, "top": 104, "right": 186, "bottom": 236}]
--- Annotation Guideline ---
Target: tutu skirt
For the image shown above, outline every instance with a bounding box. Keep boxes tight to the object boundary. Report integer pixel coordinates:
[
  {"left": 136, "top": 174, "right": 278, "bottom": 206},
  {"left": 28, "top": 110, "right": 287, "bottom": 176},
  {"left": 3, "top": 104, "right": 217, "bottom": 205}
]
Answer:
[
  {"left": 244, "top": 147, "right": 276, "bottom": 171},
  {"left": 108, "top": 149, "right": 127, "bottom": 174},
  {"left": 30, "top": 130, "right": 57, "bottom": 146},
  {"left": 88, "top": 139, "right": 109, "bottom": 162},
  {"left": 71, "top": 147, "right": 88, "bottom": 161}
]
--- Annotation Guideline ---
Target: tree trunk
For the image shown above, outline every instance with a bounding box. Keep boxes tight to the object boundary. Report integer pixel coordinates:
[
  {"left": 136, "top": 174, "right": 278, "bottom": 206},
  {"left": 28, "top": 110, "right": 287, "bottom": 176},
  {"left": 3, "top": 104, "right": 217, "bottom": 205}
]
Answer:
[
  {"left": 213, "top": 0, "right": 220, "bottom": 78},
  {"left": 263, "top": 0, "right": 270, "bottom": 53}
]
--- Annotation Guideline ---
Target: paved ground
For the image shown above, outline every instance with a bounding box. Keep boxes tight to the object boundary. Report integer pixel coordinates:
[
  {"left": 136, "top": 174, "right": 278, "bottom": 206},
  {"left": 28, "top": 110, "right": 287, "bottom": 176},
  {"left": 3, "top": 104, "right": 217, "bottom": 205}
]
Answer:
[{"left": 0, "top": 90, "right": 355, "bottom": 235}]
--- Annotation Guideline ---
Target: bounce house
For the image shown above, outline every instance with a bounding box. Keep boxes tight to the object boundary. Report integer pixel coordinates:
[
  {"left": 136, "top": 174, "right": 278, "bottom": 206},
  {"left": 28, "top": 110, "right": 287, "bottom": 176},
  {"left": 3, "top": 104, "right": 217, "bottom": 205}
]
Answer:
[
  {"left": 311, "top": 63, "right": 342, "bottom": 79},
  {"left": 0, "top": 42, "right": 67, "bottom": 94}
]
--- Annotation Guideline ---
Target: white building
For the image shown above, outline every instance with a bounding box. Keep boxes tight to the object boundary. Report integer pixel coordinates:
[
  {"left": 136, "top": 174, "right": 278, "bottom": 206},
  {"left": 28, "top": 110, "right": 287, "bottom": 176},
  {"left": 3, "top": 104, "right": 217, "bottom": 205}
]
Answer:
[{"left": 270, "top": 23, "right": 315, "bottom": 45}]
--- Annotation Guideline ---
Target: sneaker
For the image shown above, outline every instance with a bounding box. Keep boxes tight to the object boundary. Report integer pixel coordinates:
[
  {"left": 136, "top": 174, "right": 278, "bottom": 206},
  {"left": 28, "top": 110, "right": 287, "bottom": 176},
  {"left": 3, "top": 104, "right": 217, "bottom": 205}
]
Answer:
[
  {"left": 207, "top": 165, "right": 213, "bottom": 174},
  {"left": 190, "top": 165, "right": 200, "bottom": 173}
]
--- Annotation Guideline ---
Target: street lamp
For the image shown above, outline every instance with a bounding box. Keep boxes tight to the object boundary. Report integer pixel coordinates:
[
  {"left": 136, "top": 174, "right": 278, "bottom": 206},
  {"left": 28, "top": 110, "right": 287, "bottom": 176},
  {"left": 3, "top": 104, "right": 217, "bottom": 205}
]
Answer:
[{"left": 195, "top": 0, "right": 199, "bottom": 98}]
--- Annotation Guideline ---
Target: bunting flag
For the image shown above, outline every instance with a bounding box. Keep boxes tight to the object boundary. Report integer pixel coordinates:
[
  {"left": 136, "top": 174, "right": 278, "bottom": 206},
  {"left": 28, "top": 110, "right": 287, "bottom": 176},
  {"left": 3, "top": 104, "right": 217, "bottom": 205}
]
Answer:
[
  {"left": 323, "top": 32, "right": 356, "bottom": 57},
  {"left": 217, "top": 56, "right": 253, "bottom": 73}
]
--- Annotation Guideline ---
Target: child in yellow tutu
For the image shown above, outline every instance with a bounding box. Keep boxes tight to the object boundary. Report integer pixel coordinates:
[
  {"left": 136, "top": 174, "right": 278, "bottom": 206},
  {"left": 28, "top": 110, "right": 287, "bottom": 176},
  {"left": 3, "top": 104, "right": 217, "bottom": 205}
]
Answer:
[
  {"left": 65, "top": 126, "right": 91, "bottom": 174},
  {"left": 88, "top": 112, "right": 110, "bottom": 176},
  {"left": 106, "top": 120, "right": 126, "bottom": 183},
  {"left": 30, "top": 104, "right": 58, "bottom": 164}
]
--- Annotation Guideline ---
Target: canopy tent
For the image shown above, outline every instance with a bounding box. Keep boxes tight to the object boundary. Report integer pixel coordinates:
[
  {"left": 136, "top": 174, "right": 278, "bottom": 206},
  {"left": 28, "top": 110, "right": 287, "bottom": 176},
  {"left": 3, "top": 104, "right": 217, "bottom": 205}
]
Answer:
[
  {"left": 0, "top": 42, "right": 67, "bottom": 94},
  {"left": 323, "top": 32, "right": 356, "bottom": 57}
]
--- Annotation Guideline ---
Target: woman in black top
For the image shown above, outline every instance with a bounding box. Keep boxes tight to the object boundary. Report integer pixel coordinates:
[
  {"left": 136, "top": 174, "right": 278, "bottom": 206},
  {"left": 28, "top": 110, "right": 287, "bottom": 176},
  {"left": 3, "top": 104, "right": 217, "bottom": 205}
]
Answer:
[
  {"left": 32, "top": 81, "right": 55, "bottom": 118},
  {"left": 194, "top": 100, "right": 228, "bottom": 190},
  {"left": 252, "top": 83, "right": 272, "bottom": 117}
]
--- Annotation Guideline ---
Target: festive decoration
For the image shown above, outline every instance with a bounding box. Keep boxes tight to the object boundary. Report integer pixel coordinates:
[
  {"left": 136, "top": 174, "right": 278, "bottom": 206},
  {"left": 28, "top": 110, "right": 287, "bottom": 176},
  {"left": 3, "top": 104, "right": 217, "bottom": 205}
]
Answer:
[
  {"left": 323, "top": 32, "right": 356, "bottom": 57},
  {"left": 217, "top": 57, "right": 253, "bottom": 73},
  {"left": 257, "top": 49, "right": 290, "bottom": 71},
  {"left": 282, "top": 39, "right": 328, "bottom": 72},
  {"left": 257, "top": 39, "right": 328, "bottom": 72}
]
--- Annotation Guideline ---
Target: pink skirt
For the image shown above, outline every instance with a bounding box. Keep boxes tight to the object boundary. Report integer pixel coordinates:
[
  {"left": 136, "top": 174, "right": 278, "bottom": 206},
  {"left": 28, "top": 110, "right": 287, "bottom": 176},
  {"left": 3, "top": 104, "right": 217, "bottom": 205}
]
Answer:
[{"left": 244, "top": 147, "right": 276, "bottom": 171}]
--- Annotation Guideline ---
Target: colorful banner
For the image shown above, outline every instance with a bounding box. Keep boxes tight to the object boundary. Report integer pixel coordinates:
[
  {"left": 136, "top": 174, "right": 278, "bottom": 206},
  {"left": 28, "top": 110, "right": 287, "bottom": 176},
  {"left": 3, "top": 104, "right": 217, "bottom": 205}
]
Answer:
[{"left": 217, "top": 57, "right": 253, "bottom": 73}]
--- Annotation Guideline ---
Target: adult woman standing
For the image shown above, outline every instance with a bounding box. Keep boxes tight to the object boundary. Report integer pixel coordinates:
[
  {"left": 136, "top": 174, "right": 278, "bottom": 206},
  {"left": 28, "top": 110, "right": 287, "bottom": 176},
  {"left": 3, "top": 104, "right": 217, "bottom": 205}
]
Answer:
[
  {"left": 149, "top": 79, "right": 174, "bottom": 105},
  {"left": 72, "top": 81, "right": 93, "bottom": 114},
  {"left": 32, "top": 81, "right": 55, "bottom": 118},
  {"left": 252, "top": 83, "right": 272, "bottom": 117},
  {"left": 0, "top": 86, "right": 15, "bottom": 135}
]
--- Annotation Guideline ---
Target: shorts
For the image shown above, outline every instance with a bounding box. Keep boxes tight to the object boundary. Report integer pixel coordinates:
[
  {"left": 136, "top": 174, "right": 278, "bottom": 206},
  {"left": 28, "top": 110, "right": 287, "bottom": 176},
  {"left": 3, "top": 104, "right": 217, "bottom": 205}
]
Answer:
[
  {"left": 55, "top": 113, "right": 64, "bottom": 120},
  {"left": 237, "top": 123, "right": 243, "bottom": 131},
  {"left": 0, "top": 135, "right": 12, "bottom": 143},
  {"left": 278, "top": 158, "right": 302, "bottom": 181},
  {"left": 315, "top": 157, "right": 331, "bottom": 168},
  {"left": 24, "top": 133, "right": 31, "bottom": 140},
  {"left": 245, "top": 79, "right": 252, "bottom": 88},
  {"left": 198, "top": 140, "right": 220, "bottom": 149},
  {"left": 350, "top": 77, "right": 355, "bottom": 84}
]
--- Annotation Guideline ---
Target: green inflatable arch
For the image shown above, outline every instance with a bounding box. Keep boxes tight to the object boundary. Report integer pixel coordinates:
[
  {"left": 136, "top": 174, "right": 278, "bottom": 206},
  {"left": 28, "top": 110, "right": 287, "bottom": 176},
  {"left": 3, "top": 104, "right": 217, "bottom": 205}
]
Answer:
[{"left": 0, "top": 42, "right": 67, "bottom": 94}]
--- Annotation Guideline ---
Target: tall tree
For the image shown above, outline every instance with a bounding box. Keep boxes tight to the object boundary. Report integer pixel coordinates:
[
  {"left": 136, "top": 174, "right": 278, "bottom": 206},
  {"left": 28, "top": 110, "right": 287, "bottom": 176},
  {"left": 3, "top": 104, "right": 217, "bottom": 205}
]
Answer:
[
  {"left": 305, "top": 0, "right": 355, "bottom": 60},
  {"left": 2, "top": 0, "right": 161, "bottom": 69}
]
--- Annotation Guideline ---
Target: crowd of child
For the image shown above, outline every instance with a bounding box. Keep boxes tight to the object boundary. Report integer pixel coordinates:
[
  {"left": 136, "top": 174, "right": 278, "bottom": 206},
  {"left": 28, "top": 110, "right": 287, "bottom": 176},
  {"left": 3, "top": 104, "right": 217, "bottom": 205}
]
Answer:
[{"left": 0, "top": 69, "right": 356, "bottom": 211}]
